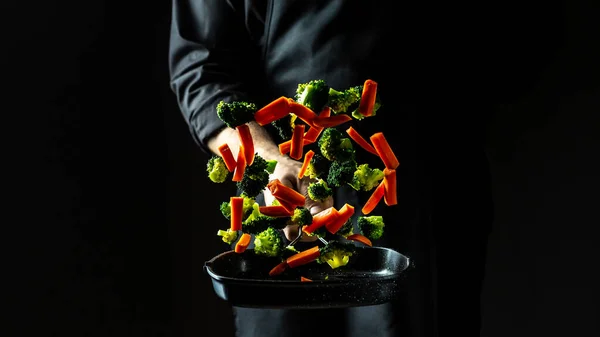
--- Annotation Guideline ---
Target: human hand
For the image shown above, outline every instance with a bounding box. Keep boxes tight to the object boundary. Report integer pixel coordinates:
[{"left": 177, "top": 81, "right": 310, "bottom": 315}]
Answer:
[{"left": 263, "top": 156, "right": 334, "bottom": 242}]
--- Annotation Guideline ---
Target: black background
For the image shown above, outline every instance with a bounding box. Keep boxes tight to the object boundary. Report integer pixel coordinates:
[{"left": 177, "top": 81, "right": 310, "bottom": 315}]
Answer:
[{"left": 3, "top": 1, "right": 599, "bottom": 336}]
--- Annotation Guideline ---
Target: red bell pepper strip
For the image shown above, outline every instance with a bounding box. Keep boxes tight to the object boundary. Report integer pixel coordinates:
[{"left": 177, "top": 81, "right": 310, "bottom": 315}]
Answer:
[
  {"left": 298, "top": 150, "right": 315, "bottom": 179},
  {"left": 286, "top": 246, "right": 321, "bottom": 268},
  {"left": 254, "top": 96, "right": 290, "bottom": 126},
  {"left": 217, "top": 143, "right": 236, "bottom": 172},
  {"left": 236, "top": 124, "right": 255, "bottom": 166},
  {"left": 234, "top": 233, "right": 252, "bottom": 253},
  {"left": 370, "top": 132, "right": 400, "bottom": 170},
  {"left": 312, "top": 114, "right": 352, "bottom": 128},
  {"left": 302, "top": 207, "right": 339, "bottom": 234},
  {"left": 288, "top": 99, "right": 318, "bottom": 126},
  {"left": 259, "top": 205, "right": 293, "bottom": 217},
  {"left": 346, "top": 126, "right": 377, "bottom": 155},
  {"left": 232, "top": 145, "right": 246, "bottom": 182},
  {"left": 289, "top": 124, "right": 305, "bottom": 160},
  {"left": 278, "top": 138, "right": 313, "bottom": 155},
  {"left": 303, "top": 107, "right": 331, "bottom": 142},
  {"left": 383, "top": 168, "right": 397, "bottom": 206},
  {"left": 230, "top": 196, "right": 244, "bottom": 231},
  {"left": 326, "top": 203, "right": 355, "bottom": 234},
  {"left": 267, "top": 179, "right": 306, "bottom": 206},
  {"left": 362, "top": 180, "right": 385, "bottom": 215},
  {"left": 347, "top": 233, "right": 373, "bottom": 247},
  {"left": 269, "top": 261, "right": 288, "bottom": 276},
  {"left": 357, "top": 79, "right": 378, "bottom": 117}
]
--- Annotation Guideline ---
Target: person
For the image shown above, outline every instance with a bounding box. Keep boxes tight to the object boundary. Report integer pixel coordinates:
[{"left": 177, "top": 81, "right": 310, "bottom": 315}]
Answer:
[{"left": 167, "top": 0, "right": 557, "bottom": 335}]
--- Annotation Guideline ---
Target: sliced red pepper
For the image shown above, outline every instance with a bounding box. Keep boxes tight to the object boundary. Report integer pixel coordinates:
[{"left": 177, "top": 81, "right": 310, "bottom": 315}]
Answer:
[
  {"left": 217, "top": 143, "right": 236, "bottom": 172},
  {"left": 346, "top": 126, "right": 377, "bottom": 155},
  {"left": 303, "top": 207, "right": 339, "bottom": 234},
  {"left": 232, "top": 145, "right": 246, "bottom": 182},
  {"left": 358, "top": 79, "right": 378, "bottom": 117},
  {"left": 259, "top": 205, "right": 293, "bottom": 217},
  {"left": 362, "top": 180, "right": 385, "bottom": 215},
  {"left": 383, "top": 168, "right": 397, "bottom": 206},
  {"left": 276, "top": 198, "right": 296, "bottom": 214},
  {"left": 313, "top": 114, "right": 352, "bottom": 128},
  {"left": 267, "top": 179, "right": 306, "bottom": 206},
  {"left": 288, "top": 99, "right": 318, "bottom": 126},
  {"left": 269, "top": 261, "right": 288, "bottom": 276},
  {"left": 230, "top": 196, "right": 244, "bottom": 231},
  {"left": 289, "top": 124, "right": 305, "bottom": 160},
  {"left": 347, "top": 233, "right": 373, "bottom": 247},
  {"left": 254, "top": 96, "right": 291, "bottom": 126},
  {"left": 303, "top": 107, "right": 331, "bottom": 142},
  {"left": 234, "top": 233, "right": 252, "bottom": 253},
  {"left": 286, "top": 246, "right": 321, "bottom": 268},
  {"left": 370, "top": 132, "right": 400, "bottom": 169},
  {"left": 326, "top": 203, "right": 355, "bottom": 234},
  {"left": 236, "top": 124, "right": 255, "bottom": 166},
  {"left": 278, "top": 138, "right": 313, "bottom": 155},
  {"left": 300, "top": 276, "right": 313, "bottom": 282},
  {"left": 298, "top": 150, "right": 315, "bottom": 179}
]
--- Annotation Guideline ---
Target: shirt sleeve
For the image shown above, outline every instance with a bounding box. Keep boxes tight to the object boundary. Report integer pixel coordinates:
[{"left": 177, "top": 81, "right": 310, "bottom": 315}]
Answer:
[{"left": 168, "top": 0, "right": 258, "bottom": 154}]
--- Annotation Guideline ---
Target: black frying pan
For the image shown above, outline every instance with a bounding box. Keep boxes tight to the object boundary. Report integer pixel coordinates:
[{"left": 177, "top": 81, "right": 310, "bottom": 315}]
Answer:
[{"left": 204, "top": 245, "right": 413, "bottom": 309}]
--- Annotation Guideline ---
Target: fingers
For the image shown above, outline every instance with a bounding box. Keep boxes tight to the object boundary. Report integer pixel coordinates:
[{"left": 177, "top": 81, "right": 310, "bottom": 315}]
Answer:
[
  {"left": 297, "top": 176, "right": 334, "bottom": 215},
  {"left": 282, "top": 224, "right": 319, "bottom": 242}
]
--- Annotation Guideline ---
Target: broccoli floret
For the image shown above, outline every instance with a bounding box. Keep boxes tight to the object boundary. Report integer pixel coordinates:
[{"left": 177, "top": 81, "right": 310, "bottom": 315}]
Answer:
[
  {"left": 307, "top": 179, "right": 333, "bottom": 202},
  {"left": 271, "top": 114, "right": 295, "bottom": 141},
  {"left": 243, "top": 203, "right": 290, "bottom": 234},
  {"left": 357, "top": 215, "right": 385, "bottom": 240},
  {"left": 327, "top": 159, "right": 357, "bottom": 188},
  {"left": 220, "top": 196, "right": 256, "bottom": 220},
  {"left": 318, "top": 128, "right": 355, "bottom": 162},
  {"left": 348, "top": 163, "right": 385, "bottom": 191},
  {"left": 254, "top": 227, "right": 284, "bottom": 257},
  {"left": 287, "top": 207, "right": 313, "bottom": 227},
  {"left": 295, "top": 79, "right": 330, "bottom": 113},
  {"left": 327, "top": 86, "right": 361, "bottom": 114},
  {"left": 236, "top": 154, "right": 274, "bottom": 198},
  {"left": 304, "top": 152, "right": 332, "bottom": 180},
  {"left": 217, "top": 228, "right": 238, "bottom": 244},
  {"left": 337, "top": 219, "right": 354, "bottom": 238},
  {"left": 317, "top": 240, "right": 357, "bottom": 269},
  {"left": 216, "top": 100, "right": 257, "bottom": 129},
  {"left": 207, "top": 156, "right": 230, "bottom": 183}
]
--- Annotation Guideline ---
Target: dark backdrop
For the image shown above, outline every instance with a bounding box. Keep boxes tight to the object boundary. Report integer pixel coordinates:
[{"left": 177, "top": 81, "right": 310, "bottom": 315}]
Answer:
[{"left": 3, "top": 1, "right": 598, "bottom": 337}]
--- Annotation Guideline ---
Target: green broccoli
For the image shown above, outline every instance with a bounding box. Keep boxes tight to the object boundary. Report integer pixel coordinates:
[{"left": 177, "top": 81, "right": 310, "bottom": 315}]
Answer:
[
  {"left": 287, "top": 207, "right": 313, "bottom": 228},
  {"left": 216, "top": 228, "right": 238, "bottom": 244},
  {"left": 216, "top": 100, "right": 257, "bottom": 129},
  {"left": 236, "top": 154, "right": 276, "bottom": 198},
  {"left": 348, "top": 163, "right": 385, "bottom": 191},
  {"left": 303, "top": 152, "right": 332, "bottom": 180},
  {"left": 295, "top": 79, "right": 330, "bottom": 113},
  {"left": 317, "top": 240, "right": 357, "bottom": 269},
  {"left": 337, "top": 219, "right": 354, "bottom": 238},
  {"left": 327, "top": 159, "right": 357, "bottom": 188},
  {"left": 254, "top": 227, "right": 284, "bottom": 257},
  {"left": 271, "top": 114, "right": 295, "bottom": 141},
  {"left": 327, "top": 86, "right": 362, "bottom": 114},
  {"left": 243, "top": 203, "right": 290, "bottom": 234},
  {"left": 318, "top": 128, "right": 356, "bottom": 162},
  {"left": 357, "top": 215, "right": 385, "bottom": 240},
  {"left": 220, "top": 195, "right": 256, "bottom": 220},
  {"left": 305, "top": 226, "right": 328, "bottom": 239},
  {"left": 206, "top": 155, "right": 230, "bottom": 183},
  {"left": 307, "top": 179, "right": 333, "bottom": 202}
]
